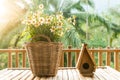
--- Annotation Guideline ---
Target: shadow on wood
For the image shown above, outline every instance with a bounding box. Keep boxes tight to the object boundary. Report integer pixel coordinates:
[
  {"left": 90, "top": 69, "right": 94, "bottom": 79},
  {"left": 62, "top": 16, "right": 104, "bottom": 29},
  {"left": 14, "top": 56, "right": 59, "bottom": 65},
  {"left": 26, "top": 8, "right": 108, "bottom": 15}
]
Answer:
[{"left": 76, "top": 44, "right": 96, "bottom": 77}]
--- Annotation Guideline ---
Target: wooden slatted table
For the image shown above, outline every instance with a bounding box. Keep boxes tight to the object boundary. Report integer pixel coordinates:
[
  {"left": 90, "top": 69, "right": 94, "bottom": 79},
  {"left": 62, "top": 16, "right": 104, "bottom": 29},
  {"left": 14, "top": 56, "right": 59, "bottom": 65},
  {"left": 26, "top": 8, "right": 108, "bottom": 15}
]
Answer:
[{"left": 0, "top": 66, "right": 120, "bottom": 80}]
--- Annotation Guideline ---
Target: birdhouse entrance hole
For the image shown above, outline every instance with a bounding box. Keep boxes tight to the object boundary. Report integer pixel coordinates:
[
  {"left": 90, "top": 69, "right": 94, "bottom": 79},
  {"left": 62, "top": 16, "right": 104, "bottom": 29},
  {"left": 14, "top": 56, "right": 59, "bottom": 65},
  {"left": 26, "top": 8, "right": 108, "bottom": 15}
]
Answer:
[{"left": 83, "top": 63, "right": 89, "bottom": 69}]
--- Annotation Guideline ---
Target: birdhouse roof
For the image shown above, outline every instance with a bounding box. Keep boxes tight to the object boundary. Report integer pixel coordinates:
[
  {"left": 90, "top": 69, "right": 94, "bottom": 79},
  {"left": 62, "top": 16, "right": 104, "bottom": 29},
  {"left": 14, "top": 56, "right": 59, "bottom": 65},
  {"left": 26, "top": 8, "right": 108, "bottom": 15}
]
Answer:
[{"left": 76, "top": 44, "right": 96, "bottom": 67}]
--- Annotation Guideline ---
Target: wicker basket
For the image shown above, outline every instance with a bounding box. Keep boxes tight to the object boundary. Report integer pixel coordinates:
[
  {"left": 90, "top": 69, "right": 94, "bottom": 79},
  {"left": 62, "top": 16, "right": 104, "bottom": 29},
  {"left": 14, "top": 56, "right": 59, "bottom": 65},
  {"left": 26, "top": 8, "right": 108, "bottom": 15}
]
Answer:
[{"left": 25, "top": 35, "right": 63, "bottom": 77}]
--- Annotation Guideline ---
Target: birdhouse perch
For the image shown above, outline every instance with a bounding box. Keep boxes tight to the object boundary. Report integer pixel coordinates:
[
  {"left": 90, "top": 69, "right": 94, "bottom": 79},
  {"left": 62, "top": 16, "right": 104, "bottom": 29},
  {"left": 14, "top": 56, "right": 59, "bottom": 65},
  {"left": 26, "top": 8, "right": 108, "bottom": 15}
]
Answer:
[{"left": 76, "top": 44, "right": 96, "bottom": 77}]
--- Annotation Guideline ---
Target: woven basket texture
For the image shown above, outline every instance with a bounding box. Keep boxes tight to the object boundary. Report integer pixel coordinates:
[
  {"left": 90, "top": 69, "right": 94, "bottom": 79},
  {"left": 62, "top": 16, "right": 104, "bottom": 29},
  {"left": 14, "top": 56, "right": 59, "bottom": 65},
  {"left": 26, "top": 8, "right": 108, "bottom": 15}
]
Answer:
[{"left": 25, "top": 41, "right": 63, "bottom": 77}]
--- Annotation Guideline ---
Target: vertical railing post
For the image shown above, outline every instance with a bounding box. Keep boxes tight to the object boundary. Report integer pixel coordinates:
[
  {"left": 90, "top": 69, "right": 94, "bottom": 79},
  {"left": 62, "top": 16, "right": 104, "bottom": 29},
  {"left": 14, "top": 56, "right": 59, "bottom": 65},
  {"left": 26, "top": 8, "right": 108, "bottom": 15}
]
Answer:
[
  {"left": 75, "top": 49, "right": 79, "bottom": 64},
  {"left": 67, "top": 45, "right": 72, "bottom": 67},
  {"left": 60, "top": 51, "right": 64, "bottom": 67},
  {"left": 8, "top": 48, "right": 12, "bottom": 68},
  {"left": 22, "top": 51, "right": 26, "bottom": 67},
  {"left": 98, "top": 47, "right": 102, "bottom": 66},
  {"left": 114, "top": 47, "right": 119, "bottom": 70},
  {"left": 90, "top": 47, "right": 94, "bottom": 60},
  {"left": 118, "top": 53, "right": 120, "bottom": 71},
  {"left": 15, "top": 51, "right": 19, "bottom": 68},
  {"left": 106, "top": 47, "right": 111, "bottom": 66}
]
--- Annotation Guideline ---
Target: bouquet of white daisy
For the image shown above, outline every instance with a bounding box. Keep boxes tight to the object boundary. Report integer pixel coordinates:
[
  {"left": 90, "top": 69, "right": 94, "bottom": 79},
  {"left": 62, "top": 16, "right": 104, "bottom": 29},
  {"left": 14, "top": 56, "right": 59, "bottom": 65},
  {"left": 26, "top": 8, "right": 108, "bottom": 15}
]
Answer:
[{"left": 22, "top": 4, "right": 75, "bottom": 42}]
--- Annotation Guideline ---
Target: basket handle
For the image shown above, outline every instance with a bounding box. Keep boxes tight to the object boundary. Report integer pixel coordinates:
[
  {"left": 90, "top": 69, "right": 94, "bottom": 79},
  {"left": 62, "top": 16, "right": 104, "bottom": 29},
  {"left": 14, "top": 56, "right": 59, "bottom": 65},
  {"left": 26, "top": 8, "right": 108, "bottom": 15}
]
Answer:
[{"left": 31, "top": 35, "right": 51, "bottom": 42}]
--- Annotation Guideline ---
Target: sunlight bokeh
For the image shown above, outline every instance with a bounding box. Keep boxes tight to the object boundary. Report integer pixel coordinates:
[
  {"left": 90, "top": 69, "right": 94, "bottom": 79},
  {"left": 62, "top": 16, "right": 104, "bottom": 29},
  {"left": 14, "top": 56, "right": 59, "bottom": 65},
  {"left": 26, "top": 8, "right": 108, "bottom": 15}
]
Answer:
[
  {"left": 0, "top": 0, "right": 26, "bottom": 38},
  {"left": 0, "top": 0, "right": 25, "bottom": 23},
  {"left": 0, "top": 1, "right": 10, "bottom": 22},
  {"left": 0, "top": 4, "right": 7, "bottom": 17}
]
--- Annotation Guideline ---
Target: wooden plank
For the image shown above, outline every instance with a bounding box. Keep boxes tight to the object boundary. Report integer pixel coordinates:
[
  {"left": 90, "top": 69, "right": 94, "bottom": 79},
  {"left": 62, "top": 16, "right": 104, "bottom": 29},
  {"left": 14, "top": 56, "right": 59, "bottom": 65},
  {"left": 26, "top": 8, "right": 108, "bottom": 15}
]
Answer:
[
  {"left": 96, "top": 68, "right": 116, "bottom": 80},
  {"left": 0, "top": 71, "right": 13, "bottom": 79},
  {"left": 76, "top": 69, "right": 86, "bottom": 80},
  {"left": 15, "top": 52, "right": 19, "bottom": 67},
  {"left": 0, "top": 68, "right": 8, "bottom": 74},
  {"left": 12, "top": 70, "right": 29, "bottom": 80},
  {"left": 119, "top": 55, "right": 120, "bottom": 71},
  {"left": 103, "top": 68, "right": 120, "bottom": 80},
  {"left": 63, "top": 49, "right": 80, "bottom": 53},
  {"left": 94, "top": 72, "right": 105, "bottom": 80},
  {"left": 2, "top": 48, "right": 120, "bottom": 53},
  {"left": 2, "top": 70, "right": 24, "bottom": 80},
  {"left": 59, "top": 67, "right": 76, "bottom": 69},
  {"left": 1, "top": 48, "right": 120, "bottom": 53},
  {"left": 114, "top": 48, "right": 119, "bottom": 70},
  {"left": 0, "top": 49, "right": 26, "bottom": 52},
  {"left": 71, "top": 69, "right": 80, "bottom": 80},
  {"left": 62, "top": 69, "right": 68, "bottom": 80},
  {"left": 106, "top": 47, "right": 111, "bottom": 66},
  {"left": 0, "top": 67, "right": 120, "bottom": 80},
  {"left": 8, "top": 68, "right": 30, "bottom": 70},
  {"left": 60, "top": 53, "right": 64, "bottom": 67},
  {"left": 8, "top": 70, "right": 24, "bottom": 79},
  {"left": 8, "top": 51, "right": 12, "bottom": 68},
  {"left": 67, "top": 69, "right": 74, "bottom": 80},
  {"left": 0, "top": 70, "right": 13, "bottom": 78},
  {"left": 26, "top": 73, "right": 35, "bottom": 80},
  {"left": 67, "top": 46, "right": 72, "bottom": 67},
  {"left": 98, "top": 47, "right": 102, "bottom": 66},
  {"left": 85, "top": 77, "right": 93, "bottom": 80},
  {"left": 35, "top": 77, "right": 53, "bottom": 80},
  {"left": 106, "top": 66, "right": 120, "bottom": 78},
  {"left": 94, "top": 69, "right": 106, "bottom": 80},
  {"left": 20, "top": 71, "right": 32, "bottom": 80},
  {"left": 92, "top": 73, "right": 100, "bottom": 80},
  {"left": 67, "top": 52, "right": 72, "bottom": 67},
  {"left": 40, "top": 77, "right": 47, "bottom": 80},
  {"left": 28, "top": 75, "right": 53, "bottom": 80},
  {"left": 90, "top": 47, "right": 94, "bottom": 60},
  {"left": 97, "top": 68, "right": 118, "bottom": 80},
  {"left": 54, "top": 69, "right": 62, "bottom": 80},
  {"left": 22, "top": 52, "right": 26, "bottom": 67},
  {"left": 75, "top": 52, "right": 79, "bottom": 64},
  {"left": 0, "top": 49, "right": 120, "bottom": 52}
]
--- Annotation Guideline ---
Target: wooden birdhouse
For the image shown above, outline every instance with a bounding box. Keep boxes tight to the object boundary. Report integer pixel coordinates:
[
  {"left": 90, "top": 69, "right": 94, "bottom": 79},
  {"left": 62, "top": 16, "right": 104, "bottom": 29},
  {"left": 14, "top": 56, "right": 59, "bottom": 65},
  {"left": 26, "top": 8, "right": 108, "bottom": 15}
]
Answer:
[{"left": 76, "top": 44, "right": 96, "bottom": 77}]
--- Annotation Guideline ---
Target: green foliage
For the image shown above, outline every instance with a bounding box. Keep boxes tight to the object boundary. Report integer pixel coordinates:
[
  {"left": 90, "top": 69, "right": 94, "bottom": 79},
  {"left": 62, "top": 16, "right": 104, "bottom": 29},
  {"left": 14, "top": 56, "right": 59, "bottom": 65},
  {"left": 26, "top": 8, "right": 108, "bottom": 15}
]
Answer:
[
  {"left": 0, "top": 53, "right": 30, "bottom": 70},
  {"left": 0, "top": 54, "right": 8, "bottom": 70},
  {"left": 85, "top": 27, "right": 108, "bottom": 48}
]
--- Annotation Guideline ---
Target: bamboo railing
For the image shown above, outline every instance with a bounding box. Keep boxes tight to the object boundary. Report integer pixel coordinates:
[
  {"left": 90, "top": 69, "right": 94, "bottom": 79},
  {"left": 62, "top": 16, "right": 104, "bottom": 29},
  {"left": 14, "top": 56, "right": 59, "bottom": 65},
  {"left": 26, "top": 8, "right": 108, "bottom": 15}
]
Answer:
[{"left": 0, "top": 47, "right": 120, "bottom": 71}]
